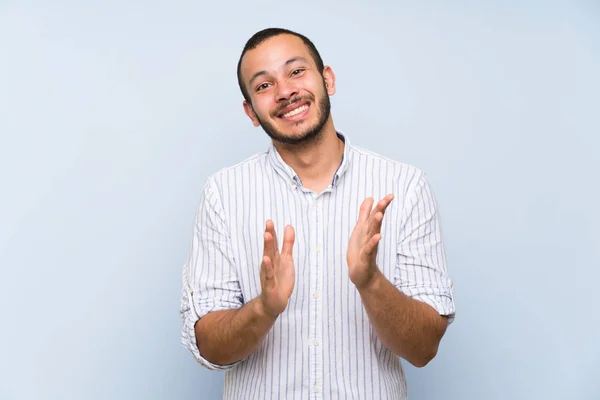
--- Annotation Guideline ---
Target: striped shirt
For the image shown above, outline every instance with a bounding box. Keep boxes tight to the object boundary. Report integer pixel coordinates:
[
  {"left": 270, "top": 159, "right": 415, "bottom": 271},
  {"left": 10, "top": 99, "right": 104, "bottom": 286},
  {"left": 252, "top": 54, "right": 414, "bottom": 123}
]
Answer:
[{"left": 180, "top": 132, "right": 455, "bottom": 400}]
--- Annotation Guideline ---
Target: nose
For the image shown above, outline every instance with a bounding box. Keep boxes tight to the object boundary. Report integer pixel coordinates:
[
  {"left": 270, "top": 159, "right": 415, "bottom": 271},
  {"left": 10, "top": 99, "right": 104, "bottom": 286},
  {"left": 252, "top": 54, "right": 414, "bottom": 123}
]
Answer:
[{"left": 276, "top": 80, "right": 298, "bottom": 102}]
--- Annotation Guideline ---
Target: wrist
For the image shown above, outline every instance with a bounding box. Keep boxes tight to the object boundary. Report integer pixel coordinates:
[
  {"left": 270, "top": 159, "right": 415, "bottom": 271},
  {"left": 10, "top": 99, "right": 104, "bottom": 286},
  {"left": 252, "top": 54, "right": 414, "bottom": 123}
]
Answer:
[
  {"left": 356, "top": 267, "right": 384, "bottom": 293},
  {"left": 255, "top": 295, "right": 280, "bottom": 321}
]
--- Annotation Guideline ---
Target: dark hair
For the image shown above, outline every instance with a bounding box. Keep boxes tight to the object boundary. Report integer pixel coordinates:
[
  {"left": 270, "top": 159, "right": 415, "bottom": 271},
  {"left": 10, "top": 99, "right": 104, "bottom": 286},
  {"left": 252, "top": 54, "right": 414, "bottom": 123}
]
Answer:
[{"left": 236, "top": 28, "right": 325, "bottom": 103}]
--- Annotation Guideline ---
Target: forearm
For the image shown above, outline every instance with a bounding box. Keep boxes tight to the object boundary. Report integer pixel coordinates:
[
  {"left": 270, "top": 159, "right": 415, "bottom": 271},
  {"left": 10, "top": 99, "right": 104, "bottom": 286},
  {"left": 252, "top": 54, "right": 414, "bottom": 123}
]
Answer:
[
  {"left": 194, "top": 297, "right": 277, "bottom": 365},
  {"left": 358, "top": 269, "right": 448, "bottom": 367}
]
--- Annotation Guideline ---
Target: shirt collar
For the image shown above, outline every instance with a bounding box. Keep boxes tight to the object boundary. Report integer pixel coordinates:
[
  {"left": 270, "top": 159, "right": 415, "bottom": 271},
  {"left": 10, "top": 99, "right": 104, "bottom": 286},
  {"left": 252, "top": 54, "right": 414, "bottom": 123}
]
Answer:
[{"left": 267, "top": 131, "right": 352, "bottom": 189}]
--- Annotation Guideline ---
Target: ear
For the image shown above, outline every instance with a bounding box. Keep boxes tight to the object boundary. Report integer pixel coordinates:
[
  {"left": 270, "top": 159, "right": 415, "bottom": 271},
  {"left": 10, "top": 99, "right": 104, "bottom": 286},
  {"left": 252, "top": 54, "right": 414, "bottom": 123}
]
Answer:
[
  {"left": 243, "top": 100, "right": 261, "bottom": 127},
  {"left": 322, "top": 66, "right": 336, "bottom": 96}
]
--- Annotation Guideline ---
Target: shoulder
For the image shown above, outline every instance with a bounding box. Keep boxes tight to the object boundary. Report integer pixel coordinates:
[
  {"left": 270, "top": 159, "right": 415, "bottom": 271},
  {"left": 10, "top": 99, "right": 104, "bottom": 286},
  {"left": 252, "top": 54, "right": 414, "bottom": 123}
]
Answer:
[
  {"left": 348, "top": 143, "right": 426, "bottom": 189},
  {"left": 193, "top": 150, "right": 268, "bottom": 218},
  {"left": 203, "top": 150, "right": 269, "bottom": 194}
]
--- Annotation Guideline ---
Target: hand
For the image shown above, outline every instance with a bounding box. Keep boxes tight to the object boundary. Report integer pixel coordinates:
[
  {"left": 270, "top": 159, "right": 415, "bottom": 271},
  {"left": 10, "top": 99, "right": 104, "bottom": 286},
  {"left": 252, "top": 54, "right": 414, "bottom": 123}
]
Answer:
[
  {"left": 347, "top": 194, "right": 394, "bottom": 289},
  {"left": 259, "top": 220, "right": 295, "bottom": 318}
]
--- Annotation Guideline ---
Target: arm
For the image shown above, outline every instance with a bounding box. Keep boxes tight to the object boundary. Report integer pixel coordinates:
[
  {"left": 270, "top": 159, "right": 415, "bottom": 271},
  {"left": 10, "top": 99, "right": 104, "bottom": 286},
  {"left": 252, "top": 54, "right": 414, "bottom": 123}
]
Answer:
[
  {"left": 194, "top": 221, "right": 296, "bottom": 366},
  {"left": 347, "top": 173, "right": 455, "bottom": 368},
  {"left": 180, "top": 178, "right": 296, "bottom": 369},
  {"left": 357, "top": 269, "right": 448, "bottom": 367},
  {"left": 194, "top": 297, "right": 277, "bottom": 365}
]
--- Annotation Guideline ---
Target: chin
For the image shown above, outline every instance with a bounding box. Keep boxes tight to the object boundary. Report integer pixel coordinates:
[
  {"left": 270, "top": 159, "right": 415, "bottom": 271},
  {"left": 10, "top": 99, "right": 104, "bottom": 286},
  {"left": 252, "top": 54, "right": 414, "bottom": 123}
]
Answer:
[
  {"left": 263, "top": 123, "right": 321, "bottom": 145},
  {"left": 258, "top": 99, "right": 330, "bottom": 145}
]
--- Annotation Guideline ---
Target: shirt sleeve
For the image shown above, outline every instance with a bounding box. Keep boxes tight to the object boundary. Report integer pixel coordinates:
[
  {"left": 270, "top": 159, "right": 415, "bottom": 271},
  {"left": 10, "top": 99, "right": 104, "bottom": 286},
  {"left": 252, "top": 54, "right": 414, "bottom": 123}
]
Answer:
[
  {"left": 394, "top": 172, "right": 456, "bottom": 324},
  {"left": 180, "top": 177, "right": 246, "bottom": 370}
]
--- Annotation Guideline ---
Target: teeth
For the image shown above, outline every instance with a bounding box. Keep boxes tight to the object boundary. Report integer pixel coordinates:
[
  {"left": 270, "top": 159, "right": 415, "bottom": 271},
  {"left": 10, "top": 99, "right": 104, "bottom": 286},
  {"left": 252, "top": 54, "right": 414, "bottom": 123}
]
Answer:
[{"left": 282, "top": 104, "right": 308, "bottom": 118}]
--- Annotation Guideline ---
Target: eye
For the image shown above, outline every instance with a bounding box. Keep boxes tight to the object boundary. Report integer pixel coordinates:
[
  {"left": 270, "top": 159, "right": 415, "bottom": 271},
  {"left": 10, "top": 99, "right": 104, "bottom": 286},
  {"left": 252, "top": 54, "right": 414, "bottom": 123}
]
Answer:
[
  {"left": 256, "top": 83, "right": 270, "bottom": 92},
  {"left": 291, "top": 68, "right": 304, "bottom": 76}
]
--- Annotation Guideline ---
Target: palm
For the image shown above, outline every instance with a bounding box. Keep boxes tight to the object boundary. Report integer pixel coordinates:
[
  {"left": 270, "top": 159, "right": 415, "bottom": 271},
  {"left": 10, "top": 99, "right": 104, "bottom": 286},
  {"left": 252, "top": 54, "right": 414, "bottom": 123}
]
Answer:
[
  {"left": 260, "top": 221, "right": 295, "bottom": 317},
  {"left": 271, "top": 244, "right": 295, "bottom": 306},
  {"left": 347, "top": 195, "right": 394, "bottom": 289},
  {"left": 347, "top": 222, "right": 371, "bottom": 283}
]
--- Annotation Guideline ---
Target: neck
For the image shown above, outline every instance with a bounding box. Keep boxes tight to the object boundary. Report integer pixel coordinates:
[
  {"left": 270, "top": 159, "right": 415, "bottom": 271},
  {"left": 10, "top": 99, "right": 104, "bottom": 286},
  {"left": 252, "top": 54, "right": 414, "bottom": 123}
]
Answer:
[{"left": 273, "top": 118, "right": 344, "bottom": 193}]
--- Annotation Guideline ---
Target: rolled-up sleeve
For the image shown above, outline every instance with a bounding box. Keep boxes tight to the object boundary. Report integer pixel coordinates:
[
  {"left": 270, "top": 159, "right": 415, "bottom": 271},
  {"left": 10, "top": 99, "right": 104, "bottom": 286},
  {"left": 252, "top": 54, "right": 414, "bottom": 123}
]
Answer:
[
  {"left": 394, "top": 172, "right": 456, "bottom": 324},
  {"left": 180, "top": 177, "right": 245, "bottom": 370}
]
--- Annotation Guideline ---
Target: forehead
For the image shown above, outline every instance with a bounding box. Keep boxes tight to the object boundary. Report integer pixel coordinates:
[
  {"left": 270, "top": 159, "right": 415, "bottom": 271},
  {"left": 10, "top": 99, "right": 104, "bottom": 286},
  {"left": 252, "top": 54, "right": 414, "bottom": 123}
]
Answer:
[{"left": 240, "top": 34, "right": 314, "bottom": 82}]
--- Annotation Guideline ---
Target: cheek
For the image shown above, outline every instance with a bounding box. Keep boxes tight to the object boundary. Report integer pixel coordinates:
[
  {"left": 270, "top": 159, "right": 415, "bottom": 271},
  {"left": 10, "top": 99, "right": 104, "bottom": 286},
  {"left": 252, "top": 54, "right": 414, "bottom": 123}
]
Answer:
[
  {"left": 253, "top": 97, "right": 276, "bottom": 119},
  {"left": 307, "top": 81, "right": 326, "bottom": 100}
]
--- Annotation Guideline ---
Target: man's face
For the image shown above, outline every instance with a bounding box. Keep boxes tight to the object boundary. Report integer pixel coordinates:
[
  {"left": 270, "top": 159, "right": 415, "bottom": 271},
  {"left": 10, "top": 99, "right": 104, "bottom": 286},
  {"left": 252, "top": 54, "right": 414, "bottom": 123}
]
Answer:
[{"left": 240, "top": 34, "right": 336, "bottom": 145}]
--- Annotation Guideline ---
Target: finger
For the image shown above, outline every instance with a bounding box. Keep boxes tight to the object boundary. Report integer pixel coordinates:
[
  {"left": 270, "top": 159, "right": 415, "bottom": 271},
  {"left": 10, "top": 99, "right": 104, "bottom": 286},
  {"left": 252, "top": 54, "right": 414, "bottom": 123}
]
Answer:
[
  {"left": 369, "top": 194, "right": 394, "bottom": 234},
  {"left": 262, "top": 255, "right": 275, "bottom": 289},
  {"left": 264, "top": 231, "right": 275, "bottom": 262},
  {"left": 266, "top": 219, "right": 280, "bottom": 254},
  {"left": 281, "top": 225, "right": 295, "bottom": 257},
  {"left": 358, "top": 197, "right": 375, "bottom": 223},
  {"left": 372, "top": 194, "right": 394, "bottom": 216},
  {"left": 369, "top": 211, "right": 385, "bottom": 236},
  {"left": 364, "top": 233, "right": 382, "bottom": 257}
]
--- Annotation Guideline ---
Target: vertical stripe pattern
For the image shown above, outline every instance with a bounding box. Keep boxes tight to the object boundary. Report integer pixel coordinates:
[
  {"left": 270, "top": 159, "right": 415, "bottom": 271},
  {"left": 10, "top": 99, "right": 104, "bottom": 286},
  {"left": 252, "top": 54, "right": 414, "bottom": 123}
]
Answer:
[{"left": 180, "top": 132, "right": 455, "bottom": 399}]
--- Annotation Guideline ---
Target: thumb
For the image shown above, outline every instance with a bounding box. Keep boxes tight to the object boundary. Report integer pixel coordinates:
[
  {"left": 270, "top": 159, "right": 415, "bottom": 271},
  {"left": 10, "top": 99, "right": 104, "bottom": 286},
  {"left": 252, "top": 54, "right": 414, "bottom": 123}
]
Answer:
[{"left": 281, "top": 225, "right": 295, "bottom": 256}]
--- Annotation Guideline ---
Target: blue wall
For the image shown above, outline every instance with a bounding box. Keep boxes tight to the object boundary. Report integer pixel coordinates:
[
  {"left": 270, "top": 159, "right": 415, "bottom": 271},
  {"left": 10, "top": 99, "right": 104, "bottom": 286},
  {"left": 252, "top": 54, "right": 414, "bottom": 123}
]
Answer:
[{"left": 1, "top": 1, "right": 598, "bottom": 399}]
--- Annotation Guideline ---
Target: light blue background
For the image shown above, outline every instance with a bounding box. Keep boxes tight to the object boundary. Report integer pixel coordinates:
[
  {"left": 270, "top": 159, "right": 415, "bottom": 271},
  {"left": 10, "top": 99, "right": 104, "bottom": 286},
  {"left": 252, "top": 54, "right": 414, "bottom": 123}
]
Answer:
[{"left": 1, "top": 1, "right": 599, "bottom": 399}]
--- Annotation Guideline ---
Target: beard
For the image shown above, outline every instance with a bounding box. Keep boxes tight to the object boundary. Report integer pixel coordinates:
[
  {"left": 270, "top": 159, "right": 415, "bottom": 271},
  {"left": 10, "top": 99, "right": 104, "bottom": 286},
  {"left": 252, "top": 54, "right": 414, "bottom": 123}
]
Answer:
[{"left": 252, "top": 82, "right": 331, "bottom": 146}]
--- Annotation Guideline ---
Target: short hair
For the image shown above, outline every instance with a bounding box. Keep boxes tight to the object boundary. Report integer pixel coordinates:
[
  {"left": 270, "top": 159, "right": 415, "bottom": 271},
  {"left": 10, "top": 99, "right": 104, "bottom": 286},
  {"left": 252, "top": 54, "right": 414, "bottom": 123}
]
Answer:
[{"left": 236, "top": 28, "right": 325, "bottom": 103}]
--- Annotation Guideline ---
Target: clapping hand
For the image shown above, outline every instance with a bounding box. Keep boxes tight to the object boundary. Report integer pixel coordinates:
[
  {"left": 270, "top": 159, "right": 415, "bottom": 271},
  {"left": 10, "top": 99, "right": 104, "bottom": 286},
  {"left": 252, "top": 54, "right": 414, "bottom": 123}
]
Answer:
[
  {"left": 347, "top": 194, "right": 394, "bottom": 289},
  {"left": 259, "top": 220, "right": 296, "bottom": 318}
]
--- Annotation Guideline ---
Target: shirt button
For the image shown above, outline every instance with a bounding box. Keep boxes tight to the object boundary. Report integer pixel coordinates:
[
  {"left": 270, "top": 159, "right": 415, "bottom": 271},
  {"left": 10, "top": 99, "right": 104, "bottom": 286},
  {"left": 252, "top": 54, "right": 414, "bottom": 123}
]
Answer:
[
  {"left": 312, "top": 339, "right": 320, "bottom": 347},
  {"left": 315, "top": 244, "right": 321, "bottom": 253},
  {"left": 312, "top": 291, "right": 319, "bottom": 299},
  {"left": 312, "top": 387, "right": 321, "bottom": 393}
]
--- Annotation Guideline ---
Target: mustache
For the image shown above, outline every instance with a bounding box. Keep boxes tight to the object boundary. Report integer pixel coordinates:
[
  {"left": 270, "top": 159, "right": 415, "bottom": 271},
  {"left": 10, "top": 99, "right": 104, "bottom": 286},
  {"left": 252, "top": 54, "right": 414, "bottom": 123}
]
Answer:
[{"left": 272, "top": 96, "right": 313, "bottom": 117}]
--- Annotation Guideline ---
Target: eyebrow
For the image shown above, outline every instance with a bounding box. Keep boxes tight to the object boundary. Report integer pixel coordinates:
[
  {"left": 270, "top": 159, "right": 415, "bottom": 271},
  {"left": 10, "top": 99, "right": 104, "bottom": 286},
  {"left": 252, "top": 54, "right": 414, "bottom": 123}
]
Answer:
[{"left": 248, "top": 56, "right": 310, "bottom": 88}]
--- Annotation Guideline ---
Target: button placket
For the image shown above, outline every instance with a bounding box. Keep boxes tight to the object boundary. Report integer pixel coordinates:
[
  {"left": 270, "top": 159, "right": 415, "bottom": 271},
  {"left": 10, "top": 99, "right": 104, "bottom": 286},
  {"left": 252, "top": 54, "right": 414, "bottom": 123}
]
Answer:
[{"left": 310, "top": 195, "right": 324, "bottom": 398}]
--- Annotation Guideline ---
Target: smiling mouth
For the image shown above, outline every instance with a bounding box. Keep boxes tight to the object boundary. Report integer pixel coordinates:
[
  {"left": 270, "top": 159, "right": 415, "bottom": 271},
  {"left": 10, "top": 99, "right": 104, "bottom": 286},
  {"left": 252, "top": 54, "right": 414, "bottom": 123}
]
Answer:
[{"left": 279, "top": 103, "right": 309, "bottom": 119}]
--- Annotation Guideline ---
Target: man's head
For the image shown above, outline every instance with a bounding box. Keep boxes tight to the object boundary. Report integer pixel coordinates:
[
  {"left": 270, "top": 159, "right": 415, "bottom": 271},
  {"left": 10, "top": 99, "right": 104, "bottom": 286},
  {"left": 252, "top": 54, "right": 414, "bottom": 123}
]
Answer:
[{"left": 237, "top": 28, "right": 336, "bottom": 145}]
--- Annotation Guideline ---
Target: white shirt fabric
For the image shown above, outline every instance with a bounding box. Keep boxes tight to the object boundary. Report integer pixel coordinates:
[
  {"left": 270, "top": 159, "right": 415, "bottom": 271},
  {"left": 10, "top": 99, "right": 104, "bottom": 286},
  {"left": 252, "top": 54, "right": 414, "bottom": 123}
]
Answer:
[{"left": 180, "top": 132, "right": 455, "bottom": 399}]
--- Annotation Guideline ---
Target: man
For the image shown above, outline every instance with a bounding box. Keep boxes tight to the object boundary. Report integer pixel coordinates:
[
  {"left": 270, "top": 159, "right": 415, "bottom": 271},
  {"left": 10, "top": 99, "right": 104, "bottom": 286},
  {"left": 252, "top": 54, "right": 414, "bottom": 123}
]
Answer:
[{"left": 180, "top": 27, "right": 455, "bottom": 399}]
